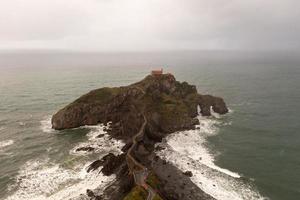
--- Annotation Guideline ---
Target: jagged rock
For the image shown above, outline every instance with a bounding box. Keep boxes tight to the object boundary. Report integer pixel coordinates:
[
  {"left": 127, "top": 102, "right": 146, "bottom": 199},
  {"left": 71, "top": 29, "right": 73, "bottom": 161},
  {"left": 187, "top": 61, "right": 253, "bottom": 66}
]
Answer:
[
  {"left": 198, "top": 95, "right": 228, "bottom": 116},
  {"left": 121, "top": 140, "right": 133, "bottom": 152},
  {"left": 97, "top": 134, "right": 105, "bottom": 138},
  {"left": 87, "top": 153, "right": 125, "bottom": 174},
  {"left": 87, "top": 159, "right": 104, "bottom": 173},
  {"left": 86, "top": 189, "right": 95, "bottom": 197},
  {"left": 155, "top": 145, "right": 166, "bottom": 151},
  {"left": 52, "top": 74, "right": 228, "bottom": 137},
  {"left": 101, "top": 153, "right": 126, "bottom": 176},
  {"left": 51, "top": 73, "right": 226, "bottom": 200},
  {"left": 183, "top": 171, "right": 193, "bottom": 177},
  {"left": 76, "top": 146, "right": 95, "bottom": 152}
]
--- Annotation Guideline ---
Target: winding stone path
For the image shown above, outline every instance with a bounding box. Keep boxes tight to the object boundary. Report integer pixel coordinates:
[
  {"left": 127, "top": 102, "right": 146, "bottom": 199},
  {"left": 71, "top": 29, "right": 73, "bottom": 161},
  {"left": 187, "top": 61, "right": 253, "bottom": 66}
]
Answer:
[{"left": 125, "top": 90, "right": 158, "bottom": 200}]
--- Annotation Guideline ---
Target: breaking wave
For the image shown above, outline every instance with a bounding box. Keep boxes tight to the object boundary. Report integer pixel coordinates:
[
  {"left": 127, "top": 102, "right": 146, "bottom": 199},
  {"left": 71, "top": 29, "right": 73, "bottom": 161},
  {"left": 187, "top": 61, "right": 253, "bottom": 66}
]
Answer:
[
  {"left": 156, "top": 107, "right": 267, "bottom": 200},
  {"left": 5, "top": 159, "right": 115, "bottom": 200},
  {"left": 6, "top": 121, "right": 124, "bottom": 200},
  {"left": 70, "top": 123, "right": 124, "bottom": 156},
  {"left": 40, "top": 116, "right": 55, "bottom": 134}
]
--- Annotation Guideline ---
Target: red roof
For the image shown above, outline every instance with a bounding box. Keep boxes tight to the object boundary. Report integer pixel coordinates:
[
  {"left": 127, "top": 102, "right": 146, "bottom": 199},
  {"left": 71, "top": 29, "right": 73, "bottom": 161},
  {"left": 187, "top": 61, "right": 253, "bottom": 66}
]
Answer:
[{"left": 151, "top": 69, "right": 163, "bottom": 75}]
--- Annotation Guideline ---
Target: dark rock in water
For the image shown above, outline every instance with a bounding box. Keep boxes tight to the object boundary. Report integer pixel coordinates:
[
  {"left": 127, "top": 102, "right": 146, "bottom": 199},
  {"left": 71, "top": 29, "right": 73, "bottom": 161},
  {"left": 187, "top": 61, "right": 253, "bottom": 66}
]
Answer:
[
  {"left": 76, "top": 146, "right": 95, "bottom": 152},
  {"left": 191, "top": 118, "right": 200, "bottom": 125},
  {"left": 155, "top": 145, "right": 166, "bottom": 151},
  {"left": 87, "top": 153, "right": 126, "bottom": 175},
  {"left": 101, "top": 153, "right": 126, "bottom": 176},
  {"left": 121, "top": 140, "right": 132, "bottom": 152},
  {"left": 86, "top": 189, "right": 104, "bottom": 200},
  {"left": 198, "top": 95, "right": 228, "bottom": 116},
  {"left": 183, "top": 171, "right": 193, "bottom": 177},
  {"left": 162, "top": 160, "right": 167, "bottom": 165},
  {"left": 86, "top": 189, "right": 95, "bottom": 197},
  {"left": 87, "top": 159, "right": 104, "bottom": 173},
  {"left": 97, "top": 134, "right": 105, "bottom": 138}
]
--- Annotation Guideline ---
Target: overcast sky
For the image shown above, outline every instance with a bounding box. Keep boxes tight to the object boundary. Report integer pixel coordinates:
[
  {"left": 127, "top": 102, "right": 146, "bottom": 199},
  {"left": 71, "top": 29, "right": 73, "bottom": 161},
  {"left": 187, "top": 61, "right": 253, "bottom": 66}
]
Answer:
[{"left": 0, "top": 0, "right": 299, "bottom": 51}]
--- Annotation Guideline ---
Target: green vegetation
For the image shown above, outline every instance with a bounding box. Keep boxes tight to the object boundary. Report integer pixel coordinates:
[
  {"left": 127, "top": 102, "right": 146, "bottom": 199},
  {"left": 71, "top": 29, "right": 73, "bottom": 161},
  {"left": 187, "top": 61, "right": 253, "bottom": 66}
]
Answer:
[
  {"left": 158, "top": 100, "right": 190, "bottom": 125},
  {"left": 72, "top": 87, "right": 121, "bottom": 105},
  {"left": 123, "top": 186, "right": 148, "bottom": 200},
  {"left": 146, "top": 172, "right": 161, "bottom": 191}
]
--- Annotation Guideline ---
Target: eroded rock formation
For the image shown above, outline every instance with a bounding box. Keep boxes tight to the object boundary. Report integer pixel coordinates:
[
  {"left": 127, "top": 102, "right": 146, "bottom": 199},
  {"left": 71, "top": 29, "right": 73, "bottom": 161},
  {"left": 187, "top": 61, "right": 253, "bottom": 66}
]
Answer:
[
  {"left": 52, "top": 73, "right": 228, "bottom": 200},
  {"left": 52, "top": 73, "right": 228, "bottom": 136}
]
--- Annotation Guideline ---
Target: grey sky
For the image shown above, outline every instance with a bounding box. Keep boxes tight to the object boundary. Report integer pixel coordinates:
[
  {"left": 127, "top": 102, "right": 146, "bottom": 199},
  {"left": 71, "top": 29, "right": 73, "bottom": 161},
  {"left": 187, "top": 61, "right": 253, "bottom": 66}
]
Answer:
[{"left": 0, "top": 0, "right": 299, "bottom": 51}]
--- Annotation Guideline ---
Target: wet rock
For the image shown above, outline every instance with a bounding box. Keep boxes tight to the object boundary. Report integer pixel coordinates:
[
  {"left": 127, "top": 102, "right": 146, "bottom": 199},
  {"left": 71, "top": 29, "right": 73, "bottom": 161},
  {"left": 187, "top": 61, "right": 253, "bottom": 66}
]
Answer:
[
  {"left": 121, "top": 141, "right": 132, "bottom": 152},
  {"left": 101, "top": 153, "right": 126, "bottom": 176},
  {"left": 87, "top": 153, "right": 125, "bottom": 174},
  {"left": 191, "top": 118, "right": 200, "bottom": 126},
  {"left": 87, "top": 159, "right": 104, "bottom": 173},
  {"left": 86, "top": 189, "right": 95, "bottom": 197},
  {"left": 198, "top": 95, "right": 228, "bottom": 116},
  {"left": 76, "top": 146, "right": 95, "bottom": 152},
  {"left": 97, "top": 134, "right": 105, "bottom": 138},
  {"left": 155, "top": 145, "right": 166, "bottom": 151},
  {"left": 183, "top": 171, "right": 193, "bottom": 177},
  {"left": 153, "top": 157, "right": 215, "bottom": 200}
]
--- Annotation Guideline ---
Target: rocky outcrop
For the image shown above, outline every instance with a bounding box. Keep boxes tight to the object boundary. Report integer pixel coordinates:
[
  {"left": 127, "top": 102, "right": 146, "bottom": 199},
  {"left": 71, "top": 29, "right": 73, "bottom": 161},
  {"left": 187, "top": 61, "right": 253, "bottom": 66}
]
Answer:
[
  {"left": 198, "top": 95, "right": 228, "bottom": 116},
  {"left": 52, "top": 73, "right": 228, "bottom": 200},
  {"left": 76, "top": 146, "right": 95, "bottom": 152},
  {"left": 152, "top": 157, "right": 215, "bottom": 200},
  {"left": 183, "top": 171, "right": 193, "bottom": 177},
  {"left": 52, "top": 74, "right": 228, "bottom": 137},
  {"left": 87, "top": 153, "right": 126, "bottom": 176}
]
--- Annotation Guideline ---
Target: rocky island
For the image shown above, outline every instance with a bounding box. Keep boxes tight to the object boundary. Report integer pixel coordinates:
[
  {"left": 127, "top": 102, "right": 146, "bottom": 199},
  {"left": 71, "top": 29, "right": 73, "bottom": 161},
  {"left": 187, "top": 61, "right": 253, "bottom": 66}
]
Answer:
[{"left": 52, "top": 73, "right": 228, "bottom": 200}]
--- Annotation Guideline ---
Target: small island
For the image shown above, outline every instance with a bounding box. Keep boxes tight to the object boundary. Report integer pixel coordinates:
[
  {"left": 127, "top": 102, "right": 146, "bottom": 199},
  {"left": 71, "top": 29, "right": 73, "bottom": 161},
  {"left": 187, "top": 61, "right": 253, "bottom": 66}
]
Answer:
[{"left": 52, "top": 72, "right": 228, "bottom": 200}]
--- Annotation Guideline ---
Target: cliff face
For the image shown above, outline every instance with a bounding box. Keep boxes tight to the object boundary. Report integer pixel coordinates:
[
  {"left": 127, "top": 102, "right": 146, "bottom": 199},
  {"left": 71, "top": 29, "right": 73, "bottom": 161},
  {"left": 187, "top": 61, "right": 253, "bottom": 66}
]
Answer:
[{"left": 52, "top": 74, "right": 228, "bottom": 139}]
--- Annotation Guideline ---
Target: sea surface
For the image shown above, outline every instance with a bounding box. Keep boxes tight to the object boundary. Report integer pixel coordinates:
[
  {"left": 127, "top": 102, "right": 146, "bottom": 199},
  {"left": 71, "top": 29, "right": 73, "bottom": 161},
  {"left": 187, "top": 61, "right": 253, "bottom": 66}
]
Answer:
[{"left": 0, "top": 50, "right": 299, "bottom": 200}]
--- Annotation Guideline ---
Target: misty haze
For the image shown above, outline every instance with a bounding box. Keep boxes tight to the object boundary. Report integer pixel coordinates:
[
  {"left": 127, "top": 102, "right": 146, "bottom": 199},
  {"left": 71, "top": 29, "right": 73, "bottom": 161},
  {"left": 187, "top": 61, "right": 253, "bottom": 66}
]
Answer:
[{"left": 0, "top": 1, "right": 300, "bottom": 200}]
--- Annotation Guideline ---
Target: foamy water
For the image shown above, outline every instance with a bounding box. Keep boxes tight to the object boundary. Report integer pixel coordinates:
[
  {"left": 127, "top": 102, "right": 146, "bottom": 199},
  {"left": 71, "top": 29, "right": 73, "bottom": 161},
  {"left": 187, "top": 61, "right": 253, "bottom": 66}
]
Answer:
[
  {"left": 5, "top": 119, "right": 124, "bottom": 200},
  {"left": 6, "top": 159, "right": 115, "bottom": 200},
  {"left": 156, "top": 108, "right": 267, "bottom": 200},
  {"left": 0, "top": 140, "right": 14, "bottom": 149},
  {"left": 40, "top": 116, "right": 56, "bottom": 134},
  {"left": 71, "top": 123, "right": 124, "bottom": 156}
]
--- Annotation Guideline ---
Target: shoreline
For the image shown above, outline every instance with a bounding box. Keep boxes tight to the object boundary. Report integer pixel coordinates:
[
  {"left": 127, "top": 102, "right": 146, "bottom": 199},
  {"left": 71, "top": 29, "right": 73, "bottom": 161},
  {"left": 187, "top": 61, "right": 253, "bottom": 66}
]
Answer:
[{"left": 4, "top": 114, "right": 265, "bottom": 200}]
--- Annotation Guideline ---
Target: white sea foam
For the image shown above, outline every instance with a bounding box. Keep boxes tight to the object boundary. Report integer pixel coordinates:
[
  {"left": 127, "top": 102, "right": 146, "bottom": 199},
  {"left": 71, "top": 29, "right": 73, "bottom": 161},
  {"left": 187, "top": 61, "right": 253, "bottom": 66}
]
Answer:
[
  {"left": 6, "top": 159, "right": 115, "bottom": 200},
  {"left": 71, "top": 123, "right": 124, "bottom": 156},
  {"left": 0, "top": 139, "right": 14, "bottom": 148},
  {"left": 18, "top": 122, "right": 26, "bottom": 126},
  {"left": 210, "top": 106, "right": 221, "bottom": 119},
  {"left": 156, "top": 108, "right": 266, "bottom": 200},
  {"left": 40, "top": 116, "right": 55, "bottom": 133},
  {"left": 0, "top": 126, "right": 5, "bottom": 131},
  {"left": 7, "top": 122, "right": 124, "bottom": 200}
]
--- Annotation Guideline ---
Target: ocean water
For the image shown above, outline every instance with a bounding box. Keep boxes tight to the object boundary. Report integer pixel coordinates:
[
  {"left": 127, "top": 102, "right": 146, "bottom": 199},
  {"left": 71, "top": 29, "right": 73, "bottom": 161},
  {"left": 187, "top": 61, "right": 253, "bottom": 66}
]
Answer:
[{"left": 0, "top": 51, "right": 299, "bottom": 200}]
